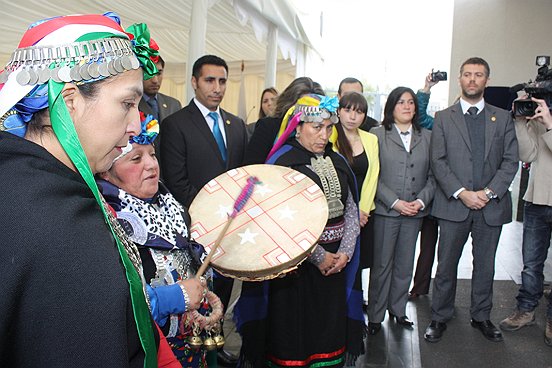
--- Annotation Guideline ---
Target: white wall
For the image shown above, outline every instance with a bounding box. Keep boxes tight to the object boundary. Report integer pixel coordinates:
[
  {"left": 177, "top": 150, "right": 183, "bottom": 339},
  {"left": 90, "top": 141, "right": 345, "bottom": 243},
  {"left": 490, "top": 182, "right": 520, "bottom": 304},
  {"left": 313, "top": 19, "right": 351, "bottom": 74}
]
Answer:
[{"left": 450, "top": 0, "right": 552, "bottom": 104}]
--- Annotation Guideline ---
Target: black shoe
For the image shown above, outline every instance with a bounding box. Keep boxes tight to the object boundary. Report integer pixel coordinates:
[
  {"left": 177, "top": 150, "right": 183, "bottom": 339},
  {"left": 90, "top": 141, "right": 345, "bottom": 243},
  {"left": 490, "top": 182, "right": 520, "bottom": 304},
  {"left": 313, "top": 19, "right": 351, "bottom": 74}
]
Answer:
[
  {"left": 424, "top": 320, "right": 447, "bottom": 343},
  {"left": 367, "top": 322, "right": 382, "bottom": 335},
  {"left": 217, "top": 349, "right": 238, "bottom": 367},
  {"left": 389, "top": 313, "right": 414, "bottom": 327},
  {"left": 471, "top": 319, "right": 503, "bottom": 342}
]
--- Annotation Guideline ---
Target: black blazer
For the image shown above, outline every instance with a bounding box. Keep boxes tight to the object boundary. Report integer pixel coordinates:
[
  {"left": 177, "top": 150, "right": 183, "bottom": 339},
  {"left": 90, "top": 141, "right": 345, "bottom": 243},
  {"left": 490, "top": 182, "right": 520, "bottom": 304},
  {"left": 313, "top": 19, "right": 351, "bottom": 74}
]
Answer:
[{"left": 160, "top": 100, "right": 248, "bottom": 207}]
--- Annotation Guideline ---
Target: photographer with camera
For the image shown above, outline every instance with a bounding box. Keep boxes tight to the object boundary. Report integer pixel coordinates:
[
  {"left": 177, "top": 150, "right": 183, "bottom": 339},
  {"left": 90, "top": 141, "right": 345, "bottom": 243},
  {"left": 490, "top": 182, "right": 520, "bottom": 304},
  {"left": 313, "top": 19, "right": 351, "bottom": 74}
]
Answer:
[
  {"left": 417, "top": 71, "right": 446, "bottom": 130},
  {"left": 500, "top": 95, "right": 552, "bottom": 347}
]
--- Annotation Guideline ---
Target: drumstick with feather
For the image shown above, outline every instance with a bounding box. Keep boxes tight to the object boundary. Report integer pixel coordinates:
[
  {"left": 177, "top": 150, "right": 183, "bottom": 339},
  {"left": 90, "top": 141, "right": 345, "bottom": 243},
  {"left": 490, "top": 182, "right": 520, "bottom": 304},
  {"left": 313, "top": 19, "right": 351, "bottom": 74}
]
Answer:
[{"left": 196, "top": 176, "right": 261, "bottom": 278}]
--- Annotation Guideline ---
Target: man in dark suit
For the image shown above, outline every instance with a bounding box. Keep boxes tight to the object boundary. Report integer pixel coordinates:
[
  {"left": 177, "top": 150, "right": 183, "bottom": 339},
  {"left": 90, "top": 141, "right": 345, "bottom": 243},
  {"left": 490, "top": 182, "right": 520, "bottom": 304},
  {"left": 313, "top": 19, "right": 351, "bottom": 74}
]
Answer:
[
  {"left": 139, "top": 54, "right": 182, "bottom": 167},
  {"left": 424, "top": 57, "right": 518, "bottom": 344},
  {"left": 160, "top": 54, "right": 247, "bottom": 366}
]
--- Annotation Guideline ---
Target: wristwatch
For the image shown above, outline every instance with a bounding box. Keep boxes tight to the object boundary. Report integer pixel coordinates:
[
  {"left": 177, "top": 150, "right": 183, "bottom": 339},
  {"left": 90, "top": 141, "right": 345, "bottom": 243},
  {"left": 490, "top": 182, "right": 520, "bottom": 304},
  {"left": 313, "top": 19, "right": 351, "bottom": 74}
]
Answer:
[{"left": 484, "top": 187, "right": 497, "bottom": 200}]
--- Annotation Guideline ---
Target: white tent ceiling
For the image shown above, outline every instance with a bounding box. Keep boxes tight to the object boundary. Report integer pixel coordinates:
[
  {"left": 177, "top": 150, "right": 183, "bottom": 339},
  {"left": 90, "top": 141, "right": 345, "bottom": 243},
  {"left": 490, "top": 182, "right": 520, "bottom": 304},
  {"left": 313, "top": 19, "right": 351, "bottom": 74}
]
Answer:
[{"left": 0, "top": 0, "right": 323, "bottom": 83}]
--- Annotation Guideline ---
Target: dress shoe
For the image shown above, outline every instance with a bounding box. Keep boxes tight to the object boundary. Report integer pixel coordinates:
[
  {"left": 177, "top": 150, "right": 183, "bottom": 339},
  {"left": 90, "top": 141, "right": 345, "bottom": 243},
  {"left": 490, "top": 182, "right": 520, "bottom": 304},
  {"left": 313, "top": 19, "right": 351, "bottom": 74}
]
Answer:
[
  {"left": 471, "top": 319, "right": 503, "bottom": 342},
  {"left": 217, "top": 349, "right": 239, "bottom": 367},
  {"left": 389, "top": 313, "right": 414, "bottom": 327},
  {"left": 424, "top": 320, "right": 447, "bottom": 343},
  {"left": 367, "top": 322, "right": 381, "bottom": 335}
]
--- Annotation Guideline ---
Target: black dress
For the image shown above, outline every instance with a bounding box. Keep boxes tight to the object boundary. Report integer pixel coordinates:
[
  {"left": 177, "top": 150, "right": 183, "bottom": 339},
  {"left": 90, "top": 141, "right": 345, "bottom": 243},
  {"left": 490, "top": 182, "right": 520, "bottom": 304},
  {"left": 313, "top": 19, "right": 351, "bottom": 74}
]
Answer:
[
  {"left": 351, "top": 152, "right": 375, "bottom": 268},
  {"left": 234, "top": 140, "right": 364, "bottom": 368}
]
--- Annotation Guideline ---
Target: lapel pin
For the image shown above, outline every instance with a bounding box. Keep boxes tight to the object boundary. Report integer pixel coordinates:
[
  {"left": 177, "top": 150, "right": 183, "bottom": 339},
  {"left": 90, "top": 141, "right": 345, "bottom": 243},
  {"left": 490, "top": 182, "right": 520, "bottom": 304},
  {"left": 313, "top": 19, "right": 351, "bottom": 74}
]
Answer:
[
  {"left": 226, "top": 119, "right": 231, "bottom": 125},
  {"left": 162, "top": 103, "right": 167, "bottom": 108},
  {"left": 491, "top": 116, "right": 496, "bottom": 122}
]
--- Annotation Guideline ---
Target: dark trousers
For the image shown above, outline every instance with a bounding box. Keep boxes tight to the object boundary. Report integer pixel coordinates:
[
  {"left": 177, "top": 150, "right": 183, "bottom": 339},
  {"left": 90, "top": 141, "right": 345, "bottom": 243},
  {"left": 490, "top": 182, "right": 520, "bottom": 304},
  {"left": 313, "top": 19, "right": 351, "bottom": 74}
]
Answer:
[
  {"left": 431, "top": 211, "right": 502, "bottom": 322},
  {"left": 410, "top": 216, "right": 439, "bottom": 295},
  {"left": 516, "top": 203, "right": 552, "bottom": 318}
]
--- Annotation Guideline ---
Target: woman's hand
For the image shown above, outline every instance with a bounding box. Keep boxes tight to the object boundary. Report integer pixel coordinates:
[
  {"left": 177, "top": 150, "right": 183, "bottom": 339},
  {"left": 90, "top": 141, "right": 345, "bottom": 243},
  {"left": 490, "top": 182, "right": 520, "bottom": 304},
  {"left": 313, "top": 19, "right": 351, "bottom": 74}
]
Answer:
[
  {"left": 317, "top": 251, "right": 337, "bottom": 276},
  {"left": 178, "top": 278, "right": 205, "bottom": 311},
  {"left": 393, "top": 200, "right": 418, "bottom": 216},
  {"left": 325, "top": 252, "right": 349, "bottom": 276},
  {"left": 359, "top": 210, "right": 370, "bottom": 227}
]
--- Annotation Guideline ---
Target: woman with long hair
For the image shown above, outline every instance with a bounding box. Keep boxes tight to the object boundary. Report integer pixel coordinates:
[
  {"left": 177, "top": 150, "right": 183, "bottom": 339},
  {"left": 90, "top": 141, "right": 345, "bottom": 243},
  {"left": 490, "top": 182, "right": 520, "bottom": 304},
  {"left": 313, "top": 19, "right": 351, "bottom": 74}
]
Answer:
[{"left": 331, "top": 92, "right": 379, "bottom": 309}]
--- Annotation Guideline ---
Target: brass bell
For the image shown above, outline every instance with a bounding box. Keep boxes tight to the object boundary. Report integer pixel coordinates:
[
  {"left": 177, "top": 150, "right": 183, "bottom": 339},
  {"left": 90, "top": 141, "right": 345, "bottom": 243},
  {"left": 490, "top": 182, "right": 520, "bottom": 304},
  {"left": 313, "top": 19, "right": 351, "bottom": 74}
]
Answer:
[
  {"left": 213, "top": 334, "right": 225, "bottom": 349},
  {"left": 202, "top": 337, "right": 217, "bottom": 351},
  {"left": 187, "top": 335, "right": 203, "bottom": 351}
]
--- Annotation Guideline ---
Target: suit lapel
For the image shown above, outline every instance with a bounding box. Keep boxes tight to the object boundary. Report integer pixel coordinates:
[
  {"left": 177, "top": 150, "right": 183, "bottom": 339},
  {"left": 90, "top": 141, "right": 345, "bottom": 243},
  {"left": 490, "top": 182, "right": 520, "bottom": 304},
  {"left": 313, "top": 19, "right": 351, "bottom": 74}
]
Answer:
[
  {"left": 157, "top": 94, "right": 167, "bottom": 121},
  {"left": 387, "top": 127, "right": 407, "bottom": 151},
  {"left": 483, "top": 104, "right": 498, "bottom": 160},
  {"left": 139, "top": 99, "right": 153, "bottom": 116},
  {"left": 450, "top": 103, "right": 472, "bottom": 152},
  {"left": 410, "top": 129, "right": 422, "bottom": 151},
  {"left": 220, "top": 109, "right": 232, "bottom": 155}
]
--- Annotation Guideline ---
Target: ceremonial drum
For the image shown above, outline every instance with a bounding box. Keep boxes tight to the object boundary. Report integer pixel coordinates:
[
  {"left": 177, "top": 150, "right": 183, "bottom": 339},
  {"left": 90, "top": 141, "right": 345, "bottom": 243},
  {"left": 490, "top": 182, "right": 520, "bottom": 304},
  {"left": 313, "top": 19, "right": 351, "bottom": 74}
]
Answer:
[{"left": 189, "top": 164, "right": 329, "bottom": 281}]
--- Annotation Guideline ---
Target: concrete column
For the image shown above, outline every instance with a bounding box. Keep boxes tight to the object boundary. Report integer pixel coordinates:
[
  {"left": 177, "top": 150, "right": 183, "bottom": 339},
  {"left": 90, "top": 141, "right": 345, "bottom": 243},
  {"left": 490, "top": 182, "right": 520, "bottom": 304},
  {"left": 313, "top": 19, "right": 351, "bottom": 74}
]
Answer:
[
  {"left": 264, "top": 23, "right": 278, "bottom": 88},
  {"left": 186, "top": 0, "right": 208, "bottom": 101}
]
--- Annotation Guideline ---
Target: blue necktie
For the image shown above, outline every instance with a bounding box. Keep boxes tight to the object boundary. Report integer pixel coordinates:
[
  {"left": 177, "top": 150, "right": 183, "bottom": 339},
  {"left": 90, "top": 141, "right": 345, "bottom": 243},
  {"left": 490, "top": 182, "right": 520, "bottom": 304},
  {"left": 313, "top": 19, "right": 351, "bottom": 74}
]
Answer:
[
  {"left": 208, "top": 112, "right": 227, "bottom": 162},
  {"left": 147, "top": 98, "right": 159, "bottom": 120}
]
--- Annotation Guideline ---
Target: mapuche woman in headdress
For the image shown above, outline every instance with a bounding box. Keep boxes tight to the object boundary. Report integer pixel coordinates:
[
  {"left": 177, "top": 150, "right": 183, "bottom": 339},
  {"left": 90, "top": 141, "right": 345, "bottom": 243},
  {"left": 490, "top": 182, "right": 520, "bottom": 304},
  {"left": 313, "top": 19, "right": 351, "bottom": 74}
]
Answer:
[
  {"left": 0, "top": 12, "right": 200, "bottom": 367},
  {"left": 234, "top": 94, "right": 365, "bottom": 367}
]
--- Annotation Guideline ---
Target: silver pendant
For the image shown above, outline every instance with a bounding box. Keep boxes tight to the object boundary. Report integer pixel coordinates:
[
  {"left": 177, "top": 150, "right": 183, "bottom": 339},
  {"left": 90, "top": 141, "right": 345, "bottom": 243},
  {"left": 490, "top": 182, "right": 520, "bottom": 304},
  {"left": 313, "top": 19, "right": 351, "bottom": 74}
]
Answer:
[
  {"left": 38, "top": 67, "right": 51, "bottom": 84},
  {"left": 98, "top": 62, "right": 110, "bottom": 77},
  {"left": 69, "top": 65, "right": 82, "bottom": 82},
  {"left": 120, "top": 55, "right": 133, "bottom": 71},
  {"left": 27, "top": 68, "right": 39, "bottom": 85},
  {"left": 129, "top": 55, "right": 140, "bottom": 70},
  {"left": 107, "top": 60, "right": 118, "bottom": 75},
  {"left": 51, "top": 67, "right": 62, "bottom": 83},
  {"left": 113, "top": 58, "right": 124, "bottom": 73},
  {"left": 87, "top": 62, "right": 100, "bottom": 79},
  {"left": 79, "top": 64, "right": 91, "bottom": 80},
  {"left": 327, "top": 197, "right": 344, "bottom": 219},
  {"left": 16, "top": 69, "right": 31, "bottom": 85},
  {"left": 58, "top": 65, "right": 72, "bottom": 82}
]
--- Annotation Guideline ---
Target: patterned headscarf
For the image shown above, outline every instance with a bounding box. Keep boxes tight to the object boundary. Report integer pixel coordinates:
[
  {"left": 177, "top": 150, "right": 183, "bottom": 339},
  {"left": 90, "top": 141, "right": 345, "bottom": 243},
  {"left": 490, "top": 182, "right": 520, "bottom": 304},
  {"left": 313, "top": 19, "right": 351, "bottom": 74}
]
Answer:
[{"left": 0, "top": 13, "right": 159, "bottom": 367}]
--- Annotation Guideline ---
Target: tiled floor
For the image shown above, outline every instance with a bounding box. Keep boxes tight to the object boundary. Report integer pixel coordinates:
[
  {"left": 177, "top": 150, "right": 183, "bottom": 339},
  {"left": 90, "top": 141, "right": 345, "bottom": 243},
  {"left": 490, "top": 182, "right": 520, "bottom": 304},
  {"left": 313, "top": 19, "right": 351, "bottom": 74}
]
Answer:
[{"left": 222, "top": 218, "right": 552, "bottom": 367}]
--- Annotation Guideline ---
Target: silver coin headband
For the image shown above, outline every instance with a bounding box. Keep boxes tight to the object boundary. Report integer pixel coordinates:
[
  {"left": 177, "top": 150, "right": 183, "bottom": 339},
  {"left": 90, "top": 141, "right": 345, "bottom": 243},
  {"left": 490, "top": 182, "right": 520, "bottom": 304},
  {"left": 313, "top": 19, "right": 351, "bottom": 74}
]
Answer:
[
  {"left": 0, "top": 37, "right": 140, "bottom": 86},
  {"left": 295, "top": 104, "right": 339, "bottom": 124}
]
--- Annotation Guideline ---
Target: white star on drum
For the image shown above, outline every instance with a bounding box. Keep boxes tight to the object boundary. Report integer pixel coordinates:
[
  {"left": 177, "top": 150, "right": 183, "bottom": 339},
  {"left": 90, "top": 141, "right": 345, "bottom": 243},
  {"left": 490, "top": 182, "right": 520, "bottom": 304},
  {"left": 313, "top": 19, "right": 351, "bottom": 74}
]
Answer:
[
  {"left": 278, "top": 205, "right": 297, "bottom": 220},
  {"left": 255, "top": 184, "right": 273, "bottom": 197},
  {"left": 215, "top": 204, "right": 232, "bottom": 219},
  {"left": 238, "top": 228, "right": 259, "bottom": 245}
]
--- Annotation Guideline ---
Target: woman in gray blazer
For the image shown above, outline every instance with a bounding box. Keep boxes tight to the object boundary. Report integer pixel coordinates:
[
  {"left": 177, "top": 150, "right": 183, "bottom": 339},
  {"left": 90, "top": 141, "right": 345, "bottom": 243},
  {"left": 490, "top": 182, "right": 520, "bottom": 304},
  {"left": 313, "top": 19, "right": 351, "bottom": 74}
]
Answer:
[{"left": 367, "top": 87, "right": 435, "bottom": 335}]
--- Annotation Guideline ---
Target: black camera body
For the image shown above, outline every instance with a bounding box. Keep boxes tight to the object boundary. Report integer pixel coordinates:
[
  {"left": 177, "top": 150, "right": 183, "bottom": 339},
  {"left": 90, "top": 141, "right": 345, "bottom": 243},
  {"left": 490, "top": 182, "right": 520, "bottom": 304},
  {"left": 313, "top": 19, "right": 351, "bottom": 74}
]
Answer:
[
  {"left": 512, "top": 56, "right": 552, "bottom": 117},
  {"left": 431, "top": 70, "right": 447, "bottom": 82}
]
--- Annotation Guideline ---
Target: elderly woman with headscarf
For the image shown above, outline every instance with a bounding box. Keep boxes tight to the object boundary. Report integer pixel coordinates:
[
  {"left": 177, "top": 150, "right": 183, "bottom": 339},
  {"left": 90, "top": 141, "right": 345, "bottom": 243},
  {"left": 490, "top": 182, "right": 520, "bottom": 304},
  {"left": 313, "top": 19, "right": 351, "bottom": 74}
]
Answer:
[
  {"left": 234, "top": 94, "right": 364, "bottom": 367},
  {"left": 97, "top": 112, "right": 223, "bottom": 367},
  {"left": 0, "top": 13, "right": 197, "bottom": 367}
]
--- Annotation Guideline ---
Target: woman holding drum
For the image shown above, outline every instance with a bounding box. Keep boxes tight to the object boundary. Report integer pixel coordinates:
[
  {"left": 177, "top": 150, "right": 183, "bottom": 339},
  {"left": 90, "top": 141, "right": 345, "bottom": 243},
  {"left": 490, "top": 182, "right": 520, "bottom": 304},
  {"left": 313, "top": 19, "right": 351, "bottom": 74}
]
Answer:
[
  {"left": 235, "top": 94, "right": 364, "bottom": 367},
  {"left": 97, "top": 112, "right": 222, "bottom": 367}
]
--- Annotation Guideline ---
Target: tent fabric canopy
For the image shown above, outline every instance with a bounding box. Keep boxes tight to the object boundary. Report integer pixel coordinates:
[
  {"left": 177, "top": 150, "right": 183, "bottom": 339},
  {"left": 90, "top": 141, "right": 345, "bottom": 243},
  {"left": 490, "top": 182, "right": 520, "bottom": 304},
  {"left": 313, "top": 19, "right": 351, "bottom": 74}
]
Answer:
[
  {"left": 0, "top": 0, "right": 322, "bottom": 122},
  {"left": 0, "top": 0, "right": 320, "bottom": 68}
]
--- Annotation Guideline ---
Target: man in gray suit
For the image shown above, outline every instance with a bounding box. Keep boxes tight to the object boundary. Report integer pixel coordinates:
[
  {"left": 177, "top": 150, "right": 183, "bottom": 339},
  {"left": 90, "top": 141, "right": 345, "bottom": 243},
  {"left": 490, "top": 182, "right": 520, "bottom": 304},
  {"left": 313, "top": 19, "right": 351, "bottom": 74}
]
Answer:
[{"left": 424, "top": 57, "right": 518, "bottom": 343}]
